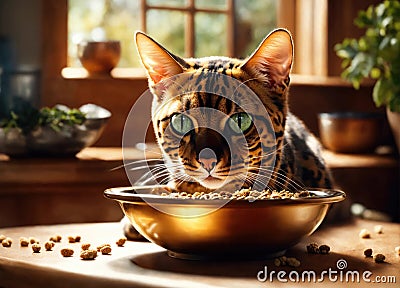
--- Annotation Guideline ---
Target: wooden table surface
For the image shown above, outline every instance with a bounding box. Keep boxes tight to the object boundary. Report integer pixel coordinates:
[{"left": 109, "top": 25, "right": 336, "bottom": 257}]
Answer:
[{"left": 0, "top": 219, "right": 399, "bottom": 288}]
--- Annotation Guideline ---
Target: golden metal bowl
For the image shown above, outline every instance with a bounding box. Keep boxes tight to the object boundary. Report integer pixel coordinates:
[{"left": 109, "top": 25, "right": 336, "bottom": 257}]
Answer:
[
  {"left": 104, "top": 186, "right": 345, "bottom": 259},
  {"left": 318, "top": 112, "right": 384, "bottom": 153}
]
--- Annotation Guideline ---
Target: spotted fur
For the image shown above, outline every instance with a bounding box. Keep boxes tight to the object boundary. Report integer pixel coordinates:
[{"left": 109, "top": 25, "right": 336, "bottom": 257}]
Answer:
[{"left": 135, "top": 29, "right": 333, "bottom": 193}]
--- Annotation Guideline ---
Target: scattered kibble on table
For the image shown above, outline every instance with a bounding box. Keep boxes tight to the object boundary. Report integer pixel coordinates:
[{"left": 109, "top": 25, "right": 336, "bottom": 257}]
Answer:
[
  {"left": 97, "top": 244, "right": 111, "bottom": 252},
  {"left": 319, "top": 244, "right": 330, "bottom": 254},
  {"left": 100, "top": 245, "right": 112, "bottom": 255},
  {"left": 374, "top": 225, "right": 383, "bottom": 234},
  {"left": 32, "top": 243, "right": 41, "bottom": 253},
  {"left": 68, "top": 236, "right": 81, "bottom": 243},
  {"left": 306, "top": 243, "right": 330, "bottom": 255},
  {"left": 81, "top": 243, "right": 91, "bottom": 251},
  {"left": 374, "top": 253, "right": 385, "bottom": 263},
  {"left": 19, "top": 237, "right": 29, "bottom": 247},
  {"left": 50, "top": 235, "right": 62, "bottom": 243},
  {"left": 2, "top": 238, "right": 12, "bottom": 247},
  {"left": 274, "top": 256, "right": 301, "bottom": 267},
  {"left": 45, "top": 241, "right": 55, "bottom": 251},
  {"left": 29, "top": 237, "right": 39, "bottom": 244},
  {"left": 116, "top": 237, "right": 127, "bottom": 247},
  {"left": 364, "top": 248, "right": 373, "bottom": 257},
  {"left": 359, "top": 229, "right": 371, "bottom": 239},
  {"left": 80, "top": 249, "right": 97, "bottom": 260},
  {"left": 60, "top": 248, "right": 74, "bottom": 257}
]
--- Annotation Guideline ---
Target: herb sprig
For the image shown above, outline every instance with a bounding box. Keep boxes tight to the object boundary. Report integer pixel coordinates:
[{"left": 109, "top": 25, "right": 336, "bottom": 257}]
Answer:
[{"left": 0, "top": 106, "right": 86, "bottom": 134}]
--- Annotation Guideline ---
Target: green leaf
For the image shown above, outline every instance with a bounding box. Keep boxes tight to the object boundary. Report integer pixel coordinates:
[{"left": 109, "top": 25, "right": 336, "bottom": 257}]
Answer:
[
  {"left": 373, "top": 77, "right": 394, "bottom": 108},
  {"left": 370, "top": 67, "right": 381, "bottom": 79}
]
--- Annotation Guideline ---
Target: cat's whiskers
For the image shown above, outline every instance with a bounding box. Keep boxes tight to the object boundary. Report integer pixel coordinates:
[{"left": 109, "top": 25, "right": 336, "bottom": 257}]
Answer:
[
  {"left": 247, "top": 167, "right": 306, "bottom": 191},
  {"left": 110, "top": 158, "right": 163, "bottom": 171},
  {"left": 250, "top": 142, "right": 290, "bottom": 161}
]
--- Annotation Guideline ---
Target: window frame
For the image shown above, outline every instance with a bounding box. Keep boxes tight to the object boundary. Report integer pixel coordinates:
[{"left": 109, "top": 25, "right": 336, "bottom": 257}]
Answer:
[
  {"left": 139, "top": 0, "right": 236, "bottom": 58},
  {"left": 45, "top": 0, "right": 332, "bottom": 83}
]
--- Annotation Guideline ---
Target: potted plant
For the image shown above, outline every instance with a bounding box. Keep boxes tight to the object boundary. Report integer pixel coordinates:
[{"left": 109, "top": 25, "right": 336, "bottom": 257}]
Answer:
[{"left": 335, "top": 0, "right": 400, "bottom": 152}]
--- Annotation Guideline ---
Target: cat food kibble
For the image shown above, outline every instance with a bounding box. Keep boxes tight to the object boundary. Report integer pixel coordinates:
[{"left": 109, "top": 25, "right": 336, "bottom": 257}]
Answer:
[
  {"left": 319, "top": 244, "right": 330, "bottom": 254},
  {"left": 116, "top": 237, "right": 127, "bottom": 247},
  {"left": 306, "top": 243, "right": 331, "bottom": 254},
  {"left": 306, "top": 243, "right": 320, "bottom": 254},
  {"left": 274, "top": 256, "right": 300, "bottom": 267},
  {"left": 97, "top": 244, "right": 111, "bottom": 252},
  {"left": 50, "top": 235, "right": 62, "bottom": 242},
  {"left": 32, "top": 243, "right": 41, "bottom": 253},
  {"left": 29, "top": 237, "right": 39, "bottom": 244},
  {"left": 80, "top": 249, "right": 97, "bottom": 260},
  {"left": 160, "top": 188, "right": 310, "bottom": 201},
  {"left": 61, "top": 248, "right": 74, "bottom": 257},
  {"left": 100, "top": 245, "right": 112, "bottom": 255},
  {"left": 364, "top": 248, "right": 373, "bottom": 257},
  {"left": 359, "top": 229, "right": 371, "bottom": 239},
  {"left": 2, "top": 237, "right": 12, "bottom": 247},
  {"left": 19, "top": 237, "right": 30, "bottom": 247},
  {"left": 395, "top": 246, "right": 400, "bottom": 256},
  {"left": 68, "top": 236, "right": 81, "bottom": 243},
  {"left": 374, "top": 253, "right": 385, "bottom": 263},
  {"left": 286, "top": 257, "right": 301, "bottom": 267},
  {"left": 374, "top": 225, "right": 383, "bottom": 234},
  {"left": 81, "top": 243, "right": 91, "bottom": 251},
  {"left": 45, "top": 241, "right": 55, "bottom": 251}
]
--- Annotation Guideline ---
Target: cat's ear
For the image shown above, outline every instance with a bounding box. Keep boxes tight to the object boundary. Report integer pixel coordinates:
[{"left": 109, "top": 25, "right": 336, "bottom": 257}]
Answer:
[
  {"left": 135, "top": 31, "right": 184, "bottom": 84},
  {"left": 242, "top": 29, "right": 293, "bottom": 86}
]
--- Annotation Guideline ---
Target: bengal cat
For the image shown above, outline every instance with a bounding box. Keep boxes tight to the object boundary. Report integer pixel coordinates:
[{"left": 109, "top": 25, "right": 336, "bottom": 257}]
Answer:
[
  {"left": 121, "top": 29, "right": 349, "bottom": 239},
  {"left": 134, "top": 28, "right": 333, "bottom": 194}
]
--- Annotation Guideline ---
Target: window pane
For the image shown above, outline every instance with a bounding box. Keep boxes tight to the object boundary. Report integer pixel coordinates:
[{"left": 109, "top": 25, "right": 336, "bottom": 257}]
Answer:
[
  {"left": 195, "top": 12, "right": 227, "bottom": 57},
  {"left": 195, "top": 0, "right": 226, "bottom": 9},
  {"left": 146, "top": 9, "right": 185, "bottom": 57},
  {"left": 147, "top": 0, "right": 187, "bottom": 7},
  {"left": 68, "top": 0, "right": 140, "bottom": 67},
  {"left": 236, "top": 0, "right": 277, "bottom": 58},
  {"left": 68, "top": 0, "right": 278, "bottom": 68}
]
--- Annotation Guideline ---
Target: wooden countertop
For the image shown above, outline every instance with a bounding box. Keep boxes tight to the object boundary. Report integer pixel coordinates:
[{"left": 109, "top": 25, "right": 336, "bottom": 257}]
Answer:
[{"left": 0, "top": 219, "right": 399, "bottom": 288}]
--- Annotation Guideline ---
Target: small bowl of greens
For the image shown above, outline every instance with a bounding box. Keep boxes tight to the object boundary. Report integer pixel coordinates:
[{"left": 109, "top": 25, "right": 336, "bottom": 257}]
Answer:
[{"left": 0, "top": 104, "right": 111, "bottom": 157}]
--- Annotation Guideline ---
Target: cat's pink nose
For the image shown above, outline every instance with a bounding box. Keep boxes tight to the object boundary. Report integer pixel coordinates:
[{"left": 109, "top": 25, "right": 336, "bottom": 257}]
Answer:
[
  {"left": 198, "top": 148, "right": 217, "bottom": 172},
  {"left": 199, "top": 157, "right": 217, "bottom": 172}
]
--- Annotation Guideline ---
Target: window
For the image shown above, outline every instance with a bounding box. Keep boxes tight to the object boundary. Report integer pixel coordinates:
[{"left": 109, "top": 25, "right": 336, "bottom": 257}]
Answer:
[
  {"left": 68, "top": 0, "right": 277, "bottom": 68},
  {"left": 42, "top": 0, "right": 362, "bottom": 147}
]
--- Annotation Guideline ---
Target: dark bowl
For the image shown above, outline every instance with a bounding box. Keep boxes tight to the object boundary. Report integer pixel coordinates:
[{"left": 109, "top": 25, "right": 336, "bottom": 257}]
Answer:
[
  {"left": 318, "top": 112, "right": 385, "bottom": 153},
  {"left": 77, "top": 41, "right": 121, "bottom": 75}
]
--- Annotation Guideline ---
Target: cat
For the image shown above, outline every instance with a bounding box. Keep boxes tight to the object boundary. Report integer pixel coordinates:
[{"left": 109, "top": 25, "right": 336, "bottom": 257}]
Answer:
[
  {"left": 123, "top": 29, "right": 345, "bottom": 238},
  {"left": 135, "top": 28, "right": 333, "bottom": 192}
]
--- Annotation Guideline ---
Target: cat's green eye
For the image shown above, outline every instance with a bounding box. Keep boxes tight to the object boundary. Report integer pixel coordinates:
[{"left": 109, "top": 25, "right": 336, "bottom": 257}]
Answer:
[
  {"left": 170, "top": 113, "right": 194, "bottom": 135},
  {"left": 228, "top": 113, "right": 253, "bottom": 134}
]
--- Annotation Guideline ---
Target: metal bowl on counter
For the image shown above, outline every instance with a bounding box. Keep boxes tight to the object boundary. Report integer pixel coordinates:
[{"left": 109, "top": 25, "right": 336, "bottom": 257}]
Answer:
[
  {"left": 318, "top": 112, "right": 385, "bottom": 153},
  {"left": 0, "top": 104, "right": 111, "bottom": 157},
  {"left": 104, "top": 186, "right": 345, "bottom": 260}
]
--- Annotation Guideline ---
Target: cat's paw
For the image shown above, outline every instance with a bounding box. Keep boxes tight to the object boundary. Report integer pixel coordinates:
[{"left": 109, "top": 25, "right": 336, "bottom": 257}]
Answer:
[{"left": 120, "top": 217, "right": 146, "bottom": 241}]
